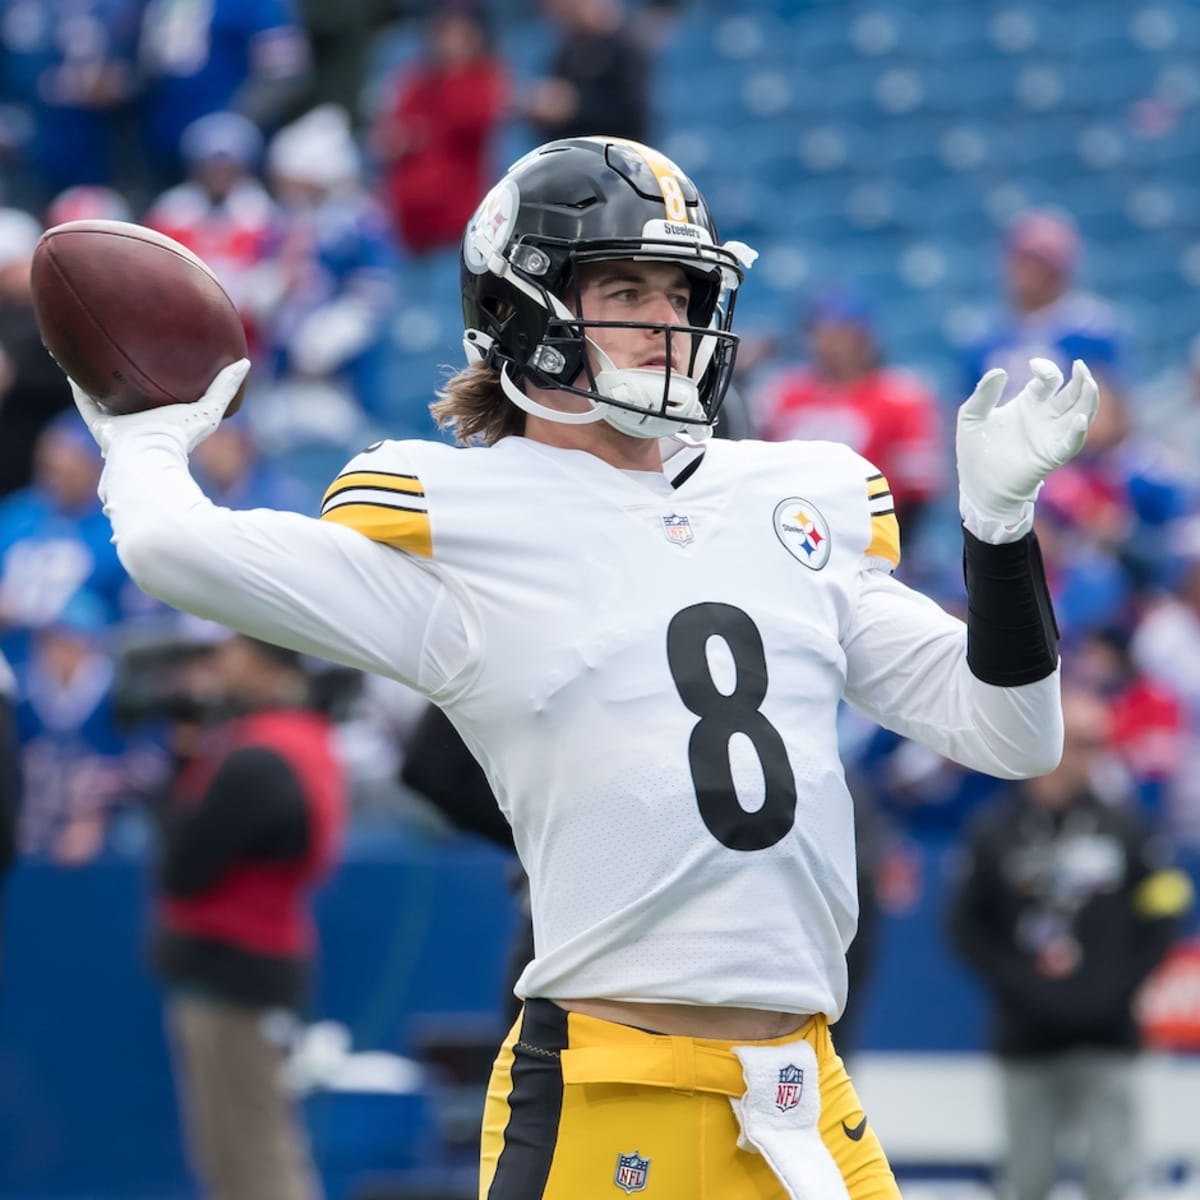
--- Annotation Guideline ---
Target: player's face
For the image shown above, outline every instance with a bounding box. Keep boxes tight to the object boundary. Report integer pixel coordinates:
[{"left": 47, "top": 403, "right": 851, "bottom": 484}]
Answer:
[{"left": 575, "top": 260, "right": 693, "bottom": 376}]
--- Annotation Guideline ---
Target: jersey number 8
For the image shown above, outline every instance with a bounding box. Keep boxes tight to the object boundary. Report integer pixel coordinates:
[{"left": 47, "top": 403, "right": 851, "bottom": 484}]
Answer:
[{"left": 666, "top": 603, "right": 798, "bottom": 851}]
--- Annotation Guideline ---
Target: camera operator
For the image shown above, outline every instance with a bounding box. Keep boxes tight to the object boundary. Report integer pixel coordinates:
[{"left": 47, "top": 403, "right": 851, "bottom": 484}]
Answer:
[{"left": 123, "top": 626, "right": 347, "bottom": 1200}]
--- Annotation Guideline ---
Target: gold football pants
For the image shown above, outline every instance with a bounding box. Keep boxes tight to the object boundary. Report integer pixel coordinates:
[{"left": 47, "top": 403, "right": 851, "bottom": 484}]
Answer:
[{"left": 479, "top": 999, "right": 901, "bottom": 1200}]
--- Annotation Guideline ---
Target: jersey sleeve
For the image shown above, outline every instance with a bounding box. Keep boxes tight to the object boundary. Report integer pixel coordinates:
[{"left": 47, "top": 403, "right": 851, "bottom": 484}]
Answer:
[
  {"left": 863, "top": 466, "right": 901, "bottom": 572},
  {"left": 320, "top": 447, "right": 433, "bottom": 558},
  {"left": 842, "top": 568, "right": 1062, "bottom": 779},
  {"left": 99, "top": 432, "right": 476, "bottom": 697}
]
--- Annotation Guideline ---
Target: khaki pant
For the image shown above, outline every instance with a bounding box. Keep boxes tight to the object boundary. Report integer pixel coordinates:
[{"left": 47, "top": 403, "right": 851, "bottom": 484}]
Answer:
[
  {"left": 168, "top": 994, "right": 323, "bottom": 1200},
  {"left": 1001, "top": 1049, "right": 1140, "bottom": 1200}
]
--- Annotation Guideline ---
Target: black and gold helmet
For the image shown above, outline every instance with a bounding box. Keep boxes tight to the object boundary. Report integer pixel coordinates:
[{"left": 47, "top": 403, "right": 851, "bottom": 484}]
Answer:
[{"left": 459, "top": 136, "right": 755, "bottom": 439}]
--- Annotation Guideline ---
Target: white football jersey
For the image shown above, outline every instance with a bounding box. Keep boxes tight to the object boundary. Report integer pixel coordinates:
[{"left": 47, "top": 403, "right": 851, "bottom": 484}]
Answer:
[
  {"left": 101, "top": 429, "right": 1063, "bottom": 1020},
  {"left": 320, "top": 435, "right": 896, "bottom": 1017}
]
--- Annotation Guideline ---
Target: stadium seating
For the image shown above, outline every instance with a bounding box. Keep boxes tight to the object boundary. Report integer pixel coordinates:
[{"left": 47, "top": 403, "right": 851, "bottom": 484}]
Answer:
[{"left": 382, "top": 0, "right": 1200, "bottom": 399}]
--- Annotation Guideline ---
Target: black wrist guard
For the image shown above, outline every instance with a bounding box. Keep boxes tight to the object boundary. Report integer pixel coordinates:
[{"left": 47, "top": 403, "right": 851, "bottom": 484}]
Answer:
[{"left": 962, "top": 525, "right": 1060, "bottom": 686}]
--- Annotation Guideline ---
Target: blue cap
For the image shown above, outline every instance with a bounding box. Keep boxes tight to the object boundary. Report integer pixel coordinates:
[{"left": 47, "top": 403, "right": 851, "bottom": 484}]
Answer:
[
  {"left": 804, "top": 285, "right": 875, "bottom": 330},
  {"left": 42, "top": 409, "right": 102, "bottom": 460},
  {"left": 181, "top": 111, "right": 264, "bottom": 168}
]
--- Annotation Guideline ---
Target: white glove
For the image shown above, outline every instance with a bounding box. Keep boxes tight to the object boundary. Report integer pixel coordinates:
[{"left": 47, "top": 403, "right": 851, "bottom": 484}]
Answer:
[
  {"left": 70, "top": 360, "right": 251, "bottom": 458},
  {"left": 956, "top": 356, "right": 1099, "bottom": 543}
]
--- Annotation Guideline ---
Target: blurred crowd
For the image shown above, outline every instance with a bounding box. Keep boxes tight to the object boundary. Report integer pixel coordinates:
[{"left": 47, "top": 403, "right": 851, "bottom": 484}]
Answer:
[{"left": 1, "top": 0, "right": 1200, "bottom": 1193}]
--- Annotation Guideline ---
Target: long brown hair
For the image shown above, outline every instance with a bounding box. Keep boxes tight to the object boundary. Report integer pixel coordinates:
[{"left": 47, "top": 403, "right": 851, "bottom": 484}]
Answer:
[{"left": 431, "top": 362, "right": 525, "bottom": 445}]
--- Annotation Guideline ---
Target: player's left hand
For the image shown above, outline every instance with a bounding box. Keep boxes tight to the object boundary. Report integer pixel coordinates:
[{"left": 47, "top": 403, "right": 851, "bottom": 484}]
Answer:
[
  {"left": 956, "top": 357, "right": 1098, "bottom": 538},
  {"left": 70, "top": 359, "right": 251, "bottom": 458}
]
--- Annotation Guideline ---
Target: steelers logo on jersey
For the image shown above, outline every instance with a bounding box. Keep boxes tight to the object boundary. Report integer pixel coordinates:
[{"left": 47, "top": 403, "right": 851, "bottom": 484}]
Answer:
[{"left": 773, "top": 497, "right": 832, "bottom": 570}]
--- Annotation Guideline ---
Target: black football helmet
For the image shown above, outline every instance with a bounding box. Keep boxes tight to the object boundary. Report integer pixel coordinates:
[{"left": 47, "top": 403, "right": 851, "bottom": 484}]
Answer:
[{"left": 459, "top": 136, "right": 755, "bottom": 439}]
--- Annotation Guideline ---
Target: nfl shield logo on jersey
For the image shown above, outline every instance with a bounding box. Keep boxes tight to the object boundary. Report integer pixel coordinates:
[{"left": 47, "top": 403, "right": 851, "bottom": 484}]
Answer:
[
  {"left": 775, "top": 1063, "right": 805, "bottom": 1112},
  {"left": 614, "top": 1151, "right": 651, "bottom": 1193},
  {"left": 773, "top": 497, "right": 832, "bottom": 570},
  {"left": 661, "top": 513, "right": 694, "bottom": 546}
]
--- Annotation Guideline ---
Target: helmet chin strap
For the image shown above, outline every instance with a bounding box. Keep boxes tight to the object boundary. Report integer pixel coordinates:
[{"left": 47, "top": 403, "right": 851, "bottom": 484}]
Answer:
[
  {"left": 468, "top": 326, "right": 710, "bottom": 440},
  {"left": 498, "top": 363, "right": 606, "bottom": 425}
]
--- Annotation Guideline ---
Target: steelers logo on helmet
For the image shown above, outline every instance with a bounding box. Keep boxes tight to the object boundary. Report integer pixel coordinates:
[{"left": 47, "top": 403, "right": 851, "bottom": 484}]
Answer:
[
  {"left": 458, "top": 136, "right": 757, "bottom": 440},
  {"left": 463, "top": 177, "right": 520, "bottom": 276},
  {"left": 773, "top": 498, "right": 833, "bottom": 571}
]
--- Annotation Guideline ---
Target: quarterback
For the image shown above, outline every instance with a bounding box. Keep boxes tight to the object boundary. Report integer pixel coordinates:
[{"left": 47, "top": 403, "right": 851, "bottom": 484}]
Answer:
[{"left": 71, "top": 138, "right": 1096, "bottom": 1199}]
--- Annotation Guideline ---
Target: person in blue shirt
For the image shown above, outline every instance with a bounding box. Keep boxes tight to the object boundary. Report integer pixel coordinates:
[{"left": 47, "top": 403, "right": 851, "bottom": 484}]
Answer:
[
  {"left": 0, "top": 411, "right": 129, "bottom": 669},
  {"left": 13, "top": 588, "right": 149, "bottom": 864},
  {"left": 0, "top": 0, "right": 141, "bottom": 203},
  {"left": 252, "top": 105, "right": 400, "bottom": 427},
  {"left": 964, "top": 209, "right": 1123, "bottom": 404},
  {"left": 138, "top": 0, "right": 312, "bottom": 186},
  {"left": 968, "top": 210, "right": 1189, "bottom": 596}
]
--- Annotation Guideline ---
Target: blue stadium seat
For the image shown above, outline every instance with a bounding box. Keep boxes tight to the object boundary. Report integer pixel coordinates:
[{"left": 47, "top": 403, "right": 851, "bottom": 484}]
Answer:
[
  {"left": 985, "top": 6, "right": 1069, "bottom": 57},
  {"left": 1003, "top": 116, "right": 1086, "bottom": 181},
  {"left": 1062, "top": 54, "right": 1160, "bottom": 110},
  {"left": 933, "top": 57, "right": 1021, "bottom": 116},
  {"left": 872, "top": 117, "right": 956, "bottom": 184},
  {"left": 785, "top": 6, "right": 854, "bottom": 64},
  {"left": 916, "top": 5, "right": 993, "bottom": 61}
]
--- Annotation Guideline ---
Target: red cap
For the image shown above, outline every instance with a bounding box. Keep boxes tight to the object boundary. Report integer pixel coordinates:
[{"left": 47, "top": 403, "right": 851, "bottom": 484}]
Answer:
[{"left": 1006, "top": 209, "right": 1079, "bottom": 274}]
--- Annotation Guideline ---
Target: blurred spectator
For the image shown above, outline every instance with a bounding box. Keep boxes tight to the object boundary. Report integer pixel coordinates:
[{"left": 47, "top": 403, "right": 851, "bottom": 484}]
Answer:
[
  {"left": 250, "top": 104, "right": 398, "bottom": 431},
  {"left": 44, "top": 183, "right": 132, "bottom": 227},
  {"left": 0, "top": 207, "right": 73, "bottom": 498},
  {"left": 146, "top": 630, "right": 345, "bottom": 1200},
  {"left": 965, "top": 209, "right": 1124, "bottom": 414},
  {"left": 14, "top": 589, "right": 149, "bottom": 865},
  {"left": 144, "top": 111, "right": 278, "bottom": 356},
  {"left": 369, "top": 1, "right": 508, "bottom": 257},
  {"left": 1068, "top": 627, "right": 1184, "bottom": 820},
  {"left": 1131, "top": 522, "right": 1200, "bottom": 850},
  {"left": 753, "top": 287, "right": 945, "bottom": 537},
  {"left": 947, "top": 686, "right": 1193, "bottom": 1200},
  {"left": 138, "top": 0, "right": 313, "bottom": 188},
  {"left": 0, "top": 411, "right": 129, "bottom": 668},
  {"left": 1135, "top": 332, "right": 1200, "bottom": 471},
  {"left": 0, "top": 649, "right": 18, "bottom": 971},
  {"left": 191, "top": 415, "right": 313, "bottom": 512},
  {"left": 1031, "top": 490, "right": 1134, "bottom": 647},
  {"left": 524, "top": 0, "right": 649, "bottom": 145},
  {"left": 292, "top": 0, "right": 376, "bottom": 124},
  {"left": 0, "top": 0, "right": 141, "bottom": 205}
]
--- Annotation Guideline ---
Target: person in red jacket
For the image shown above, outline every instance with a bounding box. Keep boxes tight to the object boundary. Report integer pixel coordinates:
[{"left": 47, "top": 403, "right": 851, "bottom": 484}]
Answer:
[
  {"left": 753, "top": 287, "right": 946, "bottom": 538},
  {"left": 369, "top": 1, "right": 509, "bottom": 257},
  {"left": 150, "top": 629, "right": 346, "bottom": 1200}
]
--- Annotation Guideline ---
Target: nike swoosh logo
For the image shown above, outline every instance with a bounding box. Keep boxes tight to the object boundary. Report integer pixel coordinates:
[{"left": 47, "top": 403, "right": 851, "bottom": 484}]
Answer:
[{"left": 842, "top": 1115, "right": 867, "bottom": 1141}]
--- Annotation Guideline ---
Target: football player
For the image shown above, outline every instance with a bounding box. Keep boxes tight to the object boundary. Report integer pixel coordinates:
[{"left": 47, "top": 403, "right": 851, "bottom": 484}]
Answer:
[{"left": 69, "top": 137, "right": 1096, "bottom": 1200}]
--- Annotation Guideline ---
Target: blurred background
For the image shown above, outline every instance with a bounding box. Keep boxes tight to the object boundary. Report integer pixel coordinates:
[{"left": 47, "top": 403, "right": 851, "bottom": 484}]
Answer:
[{"left": 1, "top": 0, "right": 1200, "bottom": 1197}]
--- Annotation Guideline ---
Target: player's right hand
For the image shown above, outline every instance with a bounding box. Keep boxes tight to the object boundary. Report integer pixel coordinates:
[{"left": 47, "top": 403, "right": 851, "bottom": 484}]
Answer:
[{"left": 70, "top": 359, "right": 251, "bottom": 458}]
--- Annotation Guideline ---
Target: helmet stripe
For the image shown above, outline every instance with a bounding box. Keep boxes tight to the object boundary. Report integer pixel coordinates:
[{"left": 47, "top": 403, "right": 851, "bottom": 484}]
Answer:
[{"left": 591, "top": 136, "right": 690, "bottom": 224}]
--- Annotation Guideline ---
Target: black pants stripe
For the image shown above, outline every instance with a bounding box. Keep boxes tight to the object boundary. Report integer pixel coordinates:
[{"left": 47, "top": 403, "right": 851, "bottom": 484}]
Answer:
[{"left": 487, "top": 1000, "right": 570, "bottom": 1199}]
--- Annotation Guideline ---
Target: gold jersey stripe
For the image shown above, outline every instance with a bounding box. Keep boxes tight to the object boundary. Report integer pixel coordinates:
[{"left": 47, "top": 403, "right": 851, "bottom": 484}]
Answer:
[
  {"left": 322, "top": 471, "right": 424, "bottom": 509},
  {"left": 866, "top": 473, "right": 891, "bottom": 500},
  {"left": 321, "top": 503, "right": 433, "bottom": 558},
  {"left": 866, "top": 511, "right": 901, "bottom": 567}
]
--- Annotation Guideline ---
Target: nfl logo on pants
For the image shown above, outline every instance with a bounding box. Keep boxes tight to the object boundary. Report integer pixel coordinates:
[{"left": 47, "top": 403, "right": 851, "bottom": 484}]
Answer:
[
  {"left": 615, "top": 1151, "right": 650, "bottom": 1194},
  {"left": 776, "top": 1063, "right": 804, "bottom": 1112}
]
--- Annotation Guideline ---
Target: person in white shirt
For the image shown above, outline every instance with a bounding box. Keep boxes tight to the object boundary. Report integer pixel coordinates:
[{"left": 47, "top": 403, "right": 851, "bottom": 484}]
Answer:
[{"left": 68, "top": 137, "right": 1097, "bottom": 1200}]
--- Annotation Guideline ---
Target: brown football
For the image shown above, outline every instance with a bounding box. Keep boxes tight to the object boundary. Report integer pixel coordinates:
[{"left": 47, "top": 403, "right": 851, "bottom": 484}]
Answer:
[{"left": 30, "top": 219, "right": 248, "bottom": 417}]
